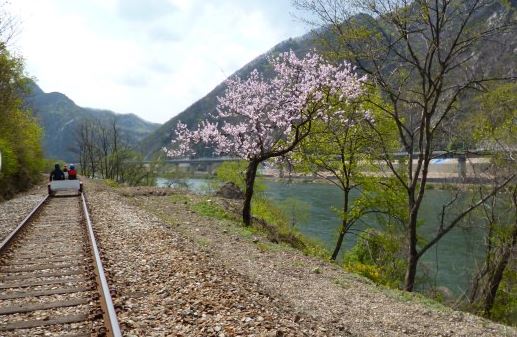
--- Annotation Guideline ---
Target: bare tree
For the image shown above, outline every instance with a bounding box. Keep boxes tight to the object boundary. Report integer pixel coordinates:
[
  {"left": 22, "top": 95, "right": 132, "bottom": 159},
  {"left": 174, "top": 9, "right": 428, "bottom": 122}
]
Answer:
[
  {"left": 469, "top": 184, "right": 517, "bottom": 316},
  {"left": 466, "top": 83, "right": 516, "bottom": 318},
  {"left": 75, "top": 117, "right": 154, "bottom": 185},
  {"left": 294, "top": 0, "right": 516, "bottom": 290},
  {"left": 111, "top": 118, "right": 120, "bottom": 181},
  {"left": 0, "top": 2, "right": 18, "bottom": 47},
  {"left": 76, "top": 120, "right": 98, "bottom": 178}
]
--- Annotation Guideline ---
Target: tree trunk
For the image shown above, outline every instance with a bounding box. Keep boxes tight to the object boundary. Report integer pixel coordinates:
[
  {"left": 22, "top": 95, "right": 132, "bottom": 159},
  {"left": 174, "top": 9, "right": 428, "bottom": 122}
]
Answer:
[
  {"left": 332, "top": 189, "right": 350, "bottom": 260},
  {"left": 404, "top": 207, "right": 420, "bottom": 291},
  {"left": 331, "top": 223, "right": 346, "bottom": 261},
  {"left": 243, "top": 160, "right": 259, "bottom": 226},
  {"left": 483, "top": 222, "right": 517, "bottom": 315}
]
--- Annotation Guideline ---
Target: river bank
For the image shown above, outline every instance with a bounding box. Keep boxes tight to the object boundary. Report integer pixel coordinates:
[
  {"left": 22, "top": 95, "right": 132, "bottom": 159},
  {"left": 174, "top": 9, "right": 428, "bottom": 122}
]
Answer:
[{"left": 157, "top": 177, "right": 488, "bottom": 296}]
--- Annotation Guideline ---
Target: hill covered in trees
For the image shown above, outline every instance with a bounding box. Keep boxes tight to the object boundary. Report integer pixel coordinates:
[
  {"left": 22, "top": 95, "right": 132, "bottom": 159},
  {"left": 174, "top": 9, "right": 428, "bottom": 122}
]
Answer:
[
  {"left": 140, "top": 0, "right": 516, "bottom": 159},
  {"left": 24, "top": 81, "right": 161, "bottom": 162}
]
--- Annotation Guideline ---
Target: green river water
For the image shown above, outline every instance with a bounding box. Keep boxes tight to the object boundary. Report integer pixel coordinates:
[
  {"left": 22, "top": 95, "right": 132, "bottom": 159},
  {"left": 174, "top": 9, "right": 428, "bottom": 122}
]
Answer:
[
  {"left": 262, "top": 180, "right": 486, "bottom": 296},
  {"left": 157, "top": 178, "right": 487, "bottom": 295}
]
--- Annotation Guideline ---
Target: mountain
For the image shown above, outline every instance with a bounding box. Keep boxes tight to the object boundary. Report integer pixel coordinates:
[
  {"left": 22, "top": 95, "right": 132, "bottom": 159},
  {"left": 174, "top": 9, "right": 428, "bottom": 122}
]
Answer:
[
  {"left": 140, "top": 0, "right": 516, "bottom": 159},
  {"left": 24, "top": 81, "right": 161, "bottom": 162}
]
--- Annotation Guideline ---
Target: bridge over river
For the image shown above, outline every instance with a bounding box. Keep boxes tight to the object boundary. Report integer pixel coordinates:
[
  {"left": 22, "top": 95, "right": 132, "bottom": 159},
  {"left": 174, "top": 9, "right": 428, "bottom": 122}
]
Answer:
[{"left": 145, "top": 151, "right": 495, "bottom": 183}]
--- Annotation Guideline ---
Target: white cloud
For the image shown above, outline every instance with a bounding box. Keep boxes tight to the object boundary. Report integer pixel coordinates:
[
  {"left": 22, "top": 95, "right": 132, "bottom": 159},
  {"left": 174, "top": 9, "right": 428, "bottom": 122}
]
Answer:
[
  {"left": 117, "top": 0, "right": 177, "bottom": 21},
  {"left": 8, "top": 0, "right": 308, "bottom": 123}
]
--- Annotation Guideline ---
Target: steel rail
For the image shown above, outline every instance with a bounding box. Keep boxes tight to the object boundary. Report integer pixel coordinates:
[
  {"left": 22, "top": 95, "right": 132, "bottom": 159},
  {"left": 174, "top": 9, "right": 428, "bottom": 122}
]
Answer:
[
  {"left": 81, "top": 192, "right": 122, "bottom": 337},
  {"left": 0, "top": 195, "right": 49, "bottom": 253}
]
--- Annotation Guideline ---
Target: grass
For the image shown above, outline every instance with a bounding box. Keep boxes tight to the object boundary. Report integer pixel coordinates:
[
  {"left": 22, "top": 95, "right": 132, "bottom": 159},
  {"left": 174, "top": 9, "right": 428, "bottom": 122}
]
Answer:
[
  {"left": 255, "top": 240, "right": 294, "bottom": 253},
  {"left": 228, "top": 224, "right": 259, "bottom": 238},
  {"left": 382, "top": 286, "right": 451, "bottom": 312},
  {"left": 169, "top": 194, "right": 191, "bottom": 204},
  {"left": 185, "top": 195, "right": 330, "bottom": 259},
  {"left": 104, "top": 179, "right": 120, "bottom": 188},
  {"left": 291, "top": 259, "right": 309, "bottom": 268},
  {"left": 251, "top": 196, "right": 331, "bottom": 260},
  {"left": 256, "top": 242, "right": 270, "bottom": 252},
  {"left": 191, "top": 199, "right": 235, "bottom": 221}
]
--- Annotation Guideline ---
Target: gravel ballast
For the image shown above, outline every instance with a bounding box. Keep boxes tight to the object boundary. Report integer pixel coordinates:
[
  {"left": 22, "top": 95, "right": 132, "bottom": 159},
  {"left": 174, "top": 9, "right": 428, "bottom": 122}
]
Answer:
[{"left": 0, "top": 185, "right": 46, "bottom": 240}]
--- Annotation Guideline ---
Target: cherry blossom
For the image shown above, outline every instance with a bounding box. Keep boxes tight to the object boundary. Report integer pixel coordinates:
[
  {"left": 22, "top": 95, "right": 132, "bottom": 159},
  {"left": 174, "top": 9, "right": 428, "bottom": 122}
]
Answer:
[
  {"left": 167, "top": 50, "right": 366, "bottom": 160},
  {"left": 166, "top": 50, "right": 367, "bottom": 225}
]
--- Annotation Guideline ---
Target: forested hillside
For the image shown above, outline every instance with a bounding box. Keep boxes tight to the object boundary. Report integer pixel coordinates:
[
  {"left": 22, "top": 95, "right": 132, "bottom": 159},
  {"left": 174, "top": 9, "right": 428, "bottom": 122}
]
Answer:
[
  {"left": 140, "top": 0, "right": 516, "bottom": 159},
  {"left": 24, "top": 81, "right": 161, "bottom": 162}
]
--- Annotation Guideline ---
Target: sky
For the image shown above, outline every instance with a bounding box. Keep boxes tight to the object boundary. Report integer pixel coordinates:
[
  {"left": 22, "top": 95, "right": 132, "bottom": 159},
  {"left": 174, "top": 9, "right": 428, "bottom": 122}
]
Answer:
[{"left": 7, "top": 0, "right": 309, "bottom": 124}]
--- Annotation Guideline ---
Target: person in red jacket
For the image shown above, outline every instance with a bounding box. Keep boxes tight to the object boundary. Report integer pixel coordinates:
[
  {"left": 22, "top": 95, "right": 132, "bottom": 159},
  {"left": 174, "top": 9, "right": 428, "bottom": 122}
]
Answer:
[{"left": 68, "top": 164, "right": 77, "bottom": 180}]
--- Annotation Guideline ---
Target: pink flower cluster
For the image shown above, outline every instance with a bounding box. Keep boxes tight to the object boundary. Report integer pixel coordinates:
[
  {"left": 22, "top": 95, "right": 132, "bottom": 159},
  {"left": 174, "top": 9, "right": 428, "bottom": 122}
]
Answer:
[{"left": 166, "top": 50, "right": 367, "bottom": 160}]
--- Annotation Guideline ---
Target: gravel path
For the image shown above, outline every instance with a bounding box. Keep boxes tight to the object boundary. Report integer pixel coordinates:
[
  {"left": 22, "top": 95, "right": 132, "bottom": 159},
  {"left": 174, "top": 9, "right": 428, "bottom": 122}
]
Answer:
[{"left": 87, "top": 185, "right": 334, "bottom": 336}]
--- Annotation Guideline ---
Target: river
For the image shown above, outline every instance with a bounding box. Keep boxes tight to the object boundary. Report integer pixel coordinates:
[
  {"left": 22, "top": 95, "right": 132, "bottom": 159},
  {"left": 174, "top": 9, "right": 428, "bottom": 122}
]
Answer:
[{"left": 157, "top": 177, "right": 486, "bottom": 295}]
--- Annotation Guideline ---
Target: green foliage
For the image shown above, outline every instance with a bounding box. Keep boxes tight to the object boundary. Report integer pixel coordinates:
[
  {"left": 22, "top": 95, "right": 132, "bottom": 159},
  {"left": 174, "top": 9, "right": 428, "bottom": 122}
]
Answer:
[
  {"left": 0, "top": 45, "right": 44, "bottom": 199},
  {"left": 301, "top": 241, "right": 331, "bottom": 260},
  {"left": 115, "top": 150, "right": 156, "bottom": 186},
  {"left": 464, "top": 83, "right": 517, "bottom": 325},
  {"left": 0, "top": 138, "right": 16, "bottom": 176},
  {"left": 288, "top": 90, "right": 403, "bottom": 259},
  {"left": 215, "top": 160, "right": 266, "bottom": 192},
  {"left": 490, "top": 266, "right": 517, "bottom": 325},
  {"left": 471, "top": 83, "right": 516, "bottom": 154},
  {"left": 365, "top": 176, "right": 409, "bottom": 228},
  {"left": 214, "top": 160, "right": 247, "bottom": 190},
  {"left": 104, "top": 179, "right": 120, "bottom": 188},
  {"left": 344, "top": 229, "right": 406, "bottom": 288}
]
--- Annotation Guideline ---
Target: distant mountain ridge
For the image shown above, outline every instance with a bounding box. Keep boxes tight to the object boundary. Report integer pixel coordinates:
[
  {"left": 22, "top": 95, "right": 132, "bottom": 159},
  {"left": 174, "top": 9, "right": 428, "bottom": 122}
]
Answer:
[
  {"left": 140, "top": 0, "right": 516, "bottom": 159},
  {"left": 24, "top": 81, "right": 161, "bottom": 162}
]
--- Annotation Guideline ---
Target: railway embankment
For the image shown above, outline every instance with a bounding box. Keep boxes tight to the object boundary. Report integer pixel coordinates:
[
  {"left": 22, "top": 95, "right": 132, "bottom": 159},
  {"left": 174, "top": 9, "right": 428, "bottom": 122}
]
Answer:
[{"left": 1, "top": 181, "right": 516, "bottom": 336}]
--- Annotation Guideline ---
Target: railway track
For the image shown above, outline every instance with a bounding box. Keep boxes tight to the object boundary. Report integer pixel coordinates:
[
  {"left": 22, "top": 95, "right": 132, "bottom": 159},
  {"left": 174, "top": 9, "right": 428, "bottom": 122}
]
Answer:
[{"left": 0, "top": 193, "right": 121, "bottom": 336}]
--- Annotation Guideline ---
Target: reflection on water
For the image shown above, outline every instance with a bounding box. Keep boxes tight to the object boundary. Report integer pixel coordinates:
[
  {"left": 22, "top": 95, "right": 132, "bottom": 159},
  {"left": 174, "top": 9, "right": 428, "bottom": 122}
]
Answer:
[{"left": 156, "top": 177, "right": 485, "bottom": 294}]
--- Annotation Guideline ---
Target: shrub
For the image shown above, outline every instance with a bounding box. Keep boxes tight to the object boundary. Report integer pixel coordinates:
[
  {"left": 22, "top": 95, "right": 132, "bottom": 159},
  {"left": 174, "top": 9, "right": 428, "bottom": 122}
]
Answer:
[
  {"left": 0, "top": 47, "right": 44, "bottom": 199},
  {"left": 344, "top": 229, "right": 406, "bottom": 287}
]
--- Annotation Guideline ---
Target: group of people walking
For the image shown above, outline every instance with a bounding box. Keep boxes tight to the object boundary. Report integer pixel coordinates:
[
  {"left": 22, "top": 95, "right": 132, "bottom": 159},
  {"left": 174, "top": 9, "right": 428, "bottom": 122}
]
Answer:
[{"left": 49, "top": 163, "right": 77, "bottom": 181}]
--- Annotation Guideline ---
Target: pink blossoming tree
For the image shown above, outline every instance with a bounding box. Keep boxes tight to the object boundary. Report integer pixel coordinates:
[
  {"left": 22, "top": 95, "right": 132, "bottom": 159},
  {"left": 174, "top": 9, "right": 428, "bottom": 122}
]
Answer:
[{"left": 166, "top": 50, "right": 366, "bottom": 226}]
